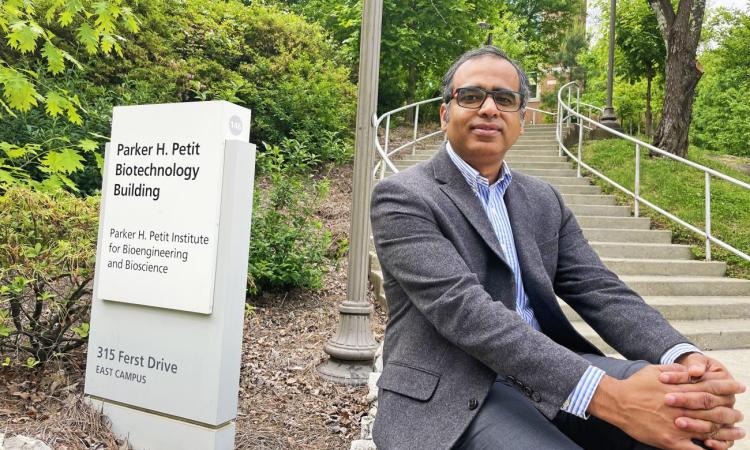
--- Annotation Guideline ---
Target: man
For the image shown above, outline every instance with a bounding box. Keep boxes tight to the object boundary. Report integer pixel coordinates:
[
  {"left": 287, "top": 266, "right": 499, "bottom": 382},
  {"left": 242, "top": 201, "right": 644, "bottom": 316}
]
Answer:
[{"left": 369, "top": 46, "right": 745, "bottom": 450}]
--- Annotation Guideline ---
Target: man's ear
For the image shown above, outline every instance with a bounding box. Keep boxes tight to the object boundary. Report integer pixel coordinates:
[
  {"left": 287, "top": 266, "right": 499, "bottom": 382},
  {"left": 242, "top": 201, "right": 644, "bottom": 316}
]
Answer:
[{"left": 440, "top": 103, "right": 449, "bottom": 130}]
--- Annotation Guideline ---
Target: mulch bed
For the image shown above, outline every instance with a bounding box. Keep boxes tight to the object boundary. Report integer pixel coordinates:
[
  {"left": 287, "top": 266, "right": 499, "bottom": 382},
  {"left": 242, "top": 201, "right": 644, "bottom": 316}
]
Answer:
[{"left": 0, "top": 162, "right": 388, "bottom": 449}]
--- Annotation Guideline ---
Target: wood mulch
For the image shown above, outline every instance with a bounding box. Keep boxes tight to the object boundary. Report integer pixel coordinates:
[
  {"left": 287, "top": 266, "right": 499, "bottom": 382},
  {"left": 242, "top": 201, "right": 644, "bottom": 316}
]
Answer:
[{"left": 0, "top": 162, "right": 387, "bottom": 449}]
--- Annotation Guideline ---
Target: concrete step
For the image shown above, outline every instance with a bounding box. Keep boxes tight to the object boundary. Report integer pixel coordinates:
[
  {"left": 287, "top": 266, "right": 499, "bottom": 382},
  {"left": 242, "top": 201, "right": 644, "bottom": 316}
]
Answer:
[
  {"left": 561, "top": 296, "right": 750, "bottom": 321},
  {"left": 508, "top": 150, "right": 562, "bottom": 157},
  {"left": 554, "top": 185, "right": 603, "bottom": 195},
  {"left": 602, "top": 258, "right": 727, "bottom": 277},
  {"left": 590, "top": 242, "right": 694, "bottom": 260},
  {"left": 510, "top": 145, "right": 560, "bottom": 151},
  {"left": 505, "top": 156, "right": 568, "bottom": 163},
  {"left": 515, "top": 168, "right": 578, "bottom": 177},
  {"left": 573, "top": 319, "right": 750, "bottom": 351},
  {"left": 569, "top": 204, "right": 632, "bottom": 217},
  {"left": 538, "top": 176, "right": 592, "bottom": 186},
  {"left": 621, "top": 276, "right": 750, "bottom": 297},
  {"left": 561, "top": 194, "right": 616, "bottom": 205},
  {"left": 576, "top": 216, "right": 651, "bottom": 229},
  {"left": 582, "top": 228, "right": 672, "bottom": 244},
  {"left": 510, "top": 162, "right": 574, "bottom": 170}
]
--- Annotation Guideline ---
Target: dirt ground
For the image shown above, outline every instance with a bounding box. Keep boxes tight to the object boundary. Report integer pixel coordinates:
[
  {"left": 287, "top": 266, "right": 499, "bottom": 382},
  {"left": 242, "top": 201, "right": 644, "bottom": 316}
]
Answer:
[{"left": 0, "top": 162, "right": 388, "bottom": 449}]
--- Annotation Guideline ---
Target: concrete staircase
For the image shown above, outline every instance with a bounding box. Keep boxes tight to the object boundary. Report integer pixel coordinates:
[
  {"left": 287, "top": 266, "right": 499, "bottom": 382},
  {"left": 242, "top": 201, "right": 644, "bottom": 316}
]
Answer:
[{"left": 369, "top": 124, "right": 750, "bottom": 352}]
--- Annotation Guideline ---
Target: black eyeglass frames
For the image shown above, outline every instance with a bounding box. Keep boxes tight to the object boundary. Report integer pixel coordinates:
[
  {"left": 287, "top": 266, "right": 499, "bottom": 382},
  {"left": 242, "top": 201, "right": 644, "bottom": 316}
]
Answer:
[{"left": 450, "top": 87, "right": 523, "bottom": 112}]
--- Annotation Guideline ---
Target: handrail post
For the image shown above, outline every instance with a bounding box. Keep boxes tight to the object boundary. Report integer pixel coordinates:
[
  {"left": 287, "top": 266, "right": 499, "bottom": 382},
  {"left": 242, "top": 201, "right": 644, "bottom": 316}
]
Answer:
[
  {"left": 576, "top": 85, "right": 580, "bottom": 119},
  {"left": 557, "top": 101, "right": 563, "bottom": 157},
  {"left": 384, "top": 115, "right": 391, "bottom": 157},
  {"left": 705, "top": 172, "right": 712, "bottom": 261},
  {"left": 567, "top": 87, "right": 572, "bottom": 127},
  {"left": 634, "top": 143, "right": 640, "bottom": 217},
  {"left": 412, "top": 105, "right": 420, "bottom": 155},
  {"left": 577, "top": 113, "right": 583, "bottom": 178}
]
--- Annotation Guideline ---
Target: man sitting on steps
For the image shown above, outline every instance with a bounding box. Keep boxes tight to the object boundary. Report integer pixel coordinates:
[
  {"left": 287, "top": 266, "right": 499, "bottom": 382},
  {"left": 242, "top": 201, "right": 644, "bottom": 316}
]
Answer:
[{"left": 369, "top": 46, "right": 746, "bottom": 450}]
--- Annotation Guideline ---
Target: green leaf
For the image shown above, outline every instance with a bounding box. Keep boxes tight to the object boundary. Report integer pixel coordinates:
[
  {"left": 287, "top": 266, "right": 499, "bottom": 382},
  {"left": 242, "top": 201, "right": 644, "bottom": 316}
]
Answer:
[
  {"left": 0, "top": 67, "right": 40, "bottom": 111},
  {"left": 41, "top": 41, "right": 65, "bottom": 74},
  {"left": 100, "top": 32, "right": 115, "bottom": 54},
  {"left": 94, "top": 151, "right": 104, "bottom": 170},
  {"left": 1, "top": 357, "right": 10, "bottom": 367},
  {"left": 44, "top": 90, "right": 68, "bottom": 117},
  {"left": 42, "top": 148, "right": 84, "bottom": 174},
  {"left": 72, "top": 322, "right": 89, "bottom": 338},
  {"left": 76, "top": 23, "right": 99, "bottom": 54},
  {"left": 7, "top": 21, "right": 43, "bottom": 53},
  {"left": 25, "top": 357, "right": 40, "bottom": 368},
  {"left": 66, "top": 102, "right": 82, "bottom": 125},
  {"left": 0, "top": 141, "right": 27, "bottom": 158},
  {"left": 77, "top": 138, "right": 98, "bottom": 152}
]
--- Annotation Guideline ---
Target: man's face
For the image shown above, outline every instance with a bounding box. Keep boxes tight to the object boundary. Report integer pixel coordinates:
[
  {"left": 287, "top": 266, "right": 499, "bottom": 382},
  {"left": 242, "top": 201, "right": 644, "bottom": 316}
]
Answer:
[{"left": 440, "top": 56, "right": 524, "bottom": 166}]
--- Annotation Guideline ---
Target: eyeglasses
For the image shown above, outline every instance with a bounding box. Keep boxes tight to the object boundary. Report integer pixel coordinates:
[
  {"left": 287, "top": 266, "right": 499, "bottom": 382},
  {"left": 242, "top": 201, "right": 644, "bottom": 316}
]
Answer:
[{"left": 450, "top": 87, "right": 523, "bottom": 112}]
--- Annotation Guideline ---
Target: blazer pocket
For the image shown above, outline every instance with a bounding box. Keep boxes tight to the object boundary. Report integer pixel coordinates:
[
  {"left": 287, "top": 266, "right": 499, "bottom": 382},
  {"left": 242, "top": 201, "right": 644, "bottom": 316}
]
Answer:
[{"left": 377, "top": 361, "right": 440, "bottom": 402}]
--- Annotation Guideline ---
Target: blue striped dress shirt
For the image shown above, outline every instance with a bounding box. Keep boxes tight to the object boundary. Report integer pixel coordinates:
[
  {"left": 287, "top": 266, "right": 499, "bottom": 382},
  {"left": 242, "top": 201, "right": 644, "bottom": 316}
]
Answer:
[{"left": 445, "top": 142, "right": 700, "bottom": 418}]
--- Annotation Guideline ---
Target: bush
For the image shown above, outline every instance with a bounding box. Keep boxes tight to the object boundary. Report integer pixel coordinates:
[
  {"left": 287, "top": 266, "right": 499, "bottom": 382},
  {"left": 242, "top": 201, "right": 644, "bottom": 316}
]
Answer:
[
  {"left": 0, "top": 188, "right": 99, "bottom": 367},
  {"left": 248, "top": 173, "right": 332, "bottom": 295},
  {"left": 123, "top": 0, "right": 356, "bottom": 162}
]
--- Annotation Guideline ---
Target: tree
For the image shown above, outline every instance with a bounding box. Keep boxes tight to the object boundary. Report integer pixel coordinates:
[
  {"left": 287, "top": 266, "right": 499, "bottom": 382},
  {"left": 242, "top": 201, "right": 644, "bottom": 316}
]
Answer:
[
  {"left": 287, "top": 0, "right": 558, "bottom": 114},
  {"left": 691, "top": 10, "right": 750, "bottom": 156},
  {"left": 647, "top": 0, "right": 706, "bottom": 157},
  {"left": 0, "top": 0, "right": 140, "bottom": 190},
  {"left": 616, "top": 0, "right": 665, "bottom": 137}
]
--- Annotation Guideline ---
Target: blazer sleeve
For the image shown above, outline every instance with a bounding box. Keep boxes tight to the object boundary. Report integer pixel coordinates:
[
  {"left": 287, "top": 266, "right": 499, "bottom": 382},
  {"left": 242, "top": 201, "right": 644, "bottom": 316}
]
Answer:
[
  {"left": 547, "top": 184, "right": 692, "bottom": 363},
  {"left": 371, "top": 177, "right": 594, "bottom": 419}
]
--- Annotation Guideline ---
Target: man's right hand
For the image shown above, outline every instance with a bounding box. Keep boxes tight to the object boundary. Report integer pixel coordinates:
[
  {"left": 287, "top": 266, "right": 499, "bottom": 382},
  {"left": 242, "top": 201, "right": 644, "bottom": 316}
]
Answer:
[{"left": 588, "top": 365, "right": 746, "bottom": 450}]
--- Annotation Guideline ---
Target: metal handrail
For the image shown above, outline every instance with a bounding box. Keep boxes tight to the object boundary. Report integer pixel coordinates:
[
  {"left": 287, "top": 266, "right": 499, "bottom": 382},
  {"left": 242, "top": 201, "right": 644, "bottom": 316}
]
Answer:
[
  {"left": 373, "top": 97, "right": 443, "bottom": 180},
  {"left": 556, "top": 81, "right": 750, "bottom": 263},
  {"left": 373, "top": 98, "right": 558, "bottom": 180}
]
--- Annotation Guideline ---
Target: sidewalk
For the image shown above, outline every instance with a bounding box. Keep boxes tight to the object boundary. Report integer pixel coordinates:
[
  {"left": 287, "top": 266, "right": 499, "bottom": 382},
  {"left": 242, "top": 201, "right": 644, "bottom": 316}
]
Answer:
[{"left": 705, "top": 349, "right": 750, "bottom": 450}]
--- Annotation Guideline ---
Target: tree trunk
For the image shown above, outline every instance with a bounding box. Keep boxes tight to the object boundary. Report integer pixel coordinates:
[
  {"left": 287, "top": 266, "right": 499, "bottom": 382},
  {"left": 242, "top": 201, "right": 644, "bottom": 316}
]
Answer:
[
  {"left": 648, "top": 0, "right": 706, "bottom": 158},
  {"left": 645, "top": 74, "right": 653, "bottom": 138},
  {"left": 405, "top": 63, "right": 417, "bottom": 124}
]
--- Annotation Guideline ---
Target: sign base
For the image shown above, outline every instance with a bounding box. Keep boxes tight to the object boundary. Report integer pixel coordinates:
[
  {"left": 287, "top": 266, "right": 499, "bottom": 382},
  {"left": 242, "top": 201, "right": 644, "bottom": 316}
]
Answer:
[{"left": 87, "top": 396, "right": 235, "bottom": 450}]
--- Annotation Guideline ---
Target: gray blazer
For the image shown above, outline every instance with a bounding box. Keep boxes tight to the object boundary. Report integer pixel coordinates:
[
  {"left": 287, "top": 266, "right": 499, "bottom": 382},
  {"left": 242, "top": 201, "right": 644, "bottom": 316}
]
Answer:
[{"left": 369, "top": 146, "right": 689, "bottom": 449}]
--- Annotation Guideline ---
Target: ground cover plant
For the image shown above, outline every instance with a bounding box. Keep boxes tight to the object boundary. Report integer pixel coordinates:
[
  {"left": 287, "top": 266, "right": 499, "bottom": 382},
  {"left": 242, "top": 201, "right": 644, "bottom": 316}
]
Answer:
[{"left": 581, "top": 138, "right": 750, "bottom": 279}]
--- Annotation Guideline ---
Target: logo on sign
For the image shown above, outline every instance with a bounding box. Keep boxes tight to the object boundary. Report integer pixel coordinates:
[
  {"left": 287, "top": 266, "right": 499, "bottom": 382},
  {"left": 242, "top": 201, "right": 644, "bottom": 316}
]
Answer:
[{"left": 229, "top": 115, "right": 243, "bottom": 136}]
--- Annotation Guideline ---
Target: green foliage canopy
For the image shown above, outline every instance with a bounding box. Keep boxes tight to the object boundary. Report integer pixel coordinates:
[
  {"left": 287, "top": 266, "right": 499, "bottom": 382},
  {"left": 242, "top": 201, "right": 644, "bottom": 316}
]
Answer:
[{"left": 692, "top": 10, "right": 750, "bottom": 156}]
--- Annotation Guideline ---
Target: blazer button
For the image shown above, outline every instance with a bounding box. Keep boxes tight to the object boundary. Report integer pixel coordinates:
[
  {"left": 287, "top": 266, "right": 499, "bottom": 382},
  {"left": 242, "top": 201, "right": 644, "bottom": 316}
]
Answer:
[
  {"left": 531, "top": 392, "right": 541, "bottom": 402},
  {"left": 468, "top": 399, "right": 479, "bottom": 410}
]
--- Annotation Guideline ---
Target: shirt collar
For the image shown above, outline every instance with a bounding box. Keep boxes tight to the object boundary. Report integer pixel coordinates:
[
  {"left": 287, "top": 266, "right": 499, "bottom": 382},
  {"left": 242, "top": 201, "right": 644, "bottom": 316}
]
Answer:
[{"left": 446, "top": 141, "right": 513, "bottom": 196}]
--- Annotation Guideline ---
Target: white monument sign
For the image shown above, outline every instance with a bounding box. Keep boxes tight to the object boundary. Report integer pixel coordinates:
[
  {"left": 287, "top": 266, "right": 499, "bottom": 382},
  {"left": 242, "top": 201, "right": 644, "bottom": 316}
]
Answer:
[{"left": 84, "top": 101, "right": 256, "bottom": 450}]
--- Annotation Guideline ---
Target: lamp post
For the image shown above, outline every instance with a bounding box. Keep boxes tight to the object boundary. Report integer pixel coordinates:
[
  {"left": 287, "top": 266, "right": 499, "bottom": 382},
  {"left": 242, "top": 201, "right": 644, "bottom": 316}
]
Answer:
[
  {"left": 479, "top": 21, "right": 493, "bottom": 45},
  {"left": 317, "top": 0, "right": 382, "bottom": 385},
  {"left": 599, "top": 0, "right": 622, "bottom": 131}
]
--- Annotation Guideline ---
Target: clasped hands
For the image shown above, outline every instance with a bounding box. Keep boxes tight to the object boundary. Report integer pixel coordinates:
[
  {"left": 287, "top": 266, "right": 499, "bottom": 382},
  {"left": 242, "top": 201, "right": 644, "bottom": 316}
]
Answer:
[
  {"left": 590, "top": 353, "right": 745, "bottom": 450},
  {"left": 655, "top": 353, "right": 746, "bottom": 449}
]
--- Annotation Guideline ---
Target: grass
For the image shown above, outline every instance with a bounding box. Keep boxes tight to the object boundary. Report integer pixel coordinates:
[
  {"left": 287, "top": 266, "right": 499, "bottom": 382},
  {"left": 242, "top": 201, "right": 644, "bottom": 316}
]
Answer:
[{"left": 579, "top": 138, "right": 750, "bottom": 280}]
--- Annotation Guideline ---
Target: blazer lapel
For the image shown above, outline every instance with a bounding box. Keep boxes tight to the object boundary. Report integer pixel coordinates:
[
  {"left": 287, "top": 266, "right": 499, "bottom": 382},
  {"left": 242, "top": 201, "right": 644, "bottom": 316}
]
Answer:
[
  {"left": 504, "top": 177, "right": 565, "bottom": 330},
  {"left": 432, "top": 146, "right": 512, "bottom": 272}
]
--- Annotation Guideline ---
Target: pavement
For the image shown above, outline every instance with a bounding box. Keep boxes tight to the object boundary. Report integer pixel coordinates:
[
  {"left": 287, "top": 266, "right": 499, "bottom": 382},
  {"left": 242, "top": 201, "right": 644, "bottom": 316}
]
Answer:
[{"left": 705, "top": 349, "right": 750, "bottom": 450}]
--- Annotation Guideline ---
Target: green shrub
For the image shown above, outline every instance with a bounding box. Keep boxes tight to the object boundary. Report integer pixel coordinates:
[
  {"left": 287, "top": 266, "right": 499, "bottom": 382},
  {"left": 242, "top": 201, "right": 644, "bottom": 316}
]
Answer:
[
  {"left": 0, "top": 188, "right": 99, "bottom": 366},
  {"left": 124, "top": 0, "right": 356, "bottom": 163},
  {"left": 248, "top": 173, "right": 332, "bottom": 295}
]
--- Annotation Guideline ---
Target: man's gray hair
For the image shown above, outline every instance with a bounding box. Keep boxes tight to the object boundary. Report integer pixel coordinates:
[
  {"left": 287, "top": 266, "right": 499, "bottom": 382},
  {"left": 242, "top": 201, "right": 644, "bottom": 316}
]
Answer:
[{"left": 441, "top": 46, "right": 530, "bottom": 115}]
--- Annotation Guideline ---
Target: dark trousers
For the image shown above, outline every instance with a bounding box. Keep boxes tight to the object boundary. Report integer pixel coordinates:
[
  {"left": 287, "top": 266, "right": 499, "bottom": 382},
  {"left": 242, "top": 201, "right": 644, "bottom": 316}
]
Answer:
[{"left": 453, "top": 354, "right": 658, "bottom": 450}]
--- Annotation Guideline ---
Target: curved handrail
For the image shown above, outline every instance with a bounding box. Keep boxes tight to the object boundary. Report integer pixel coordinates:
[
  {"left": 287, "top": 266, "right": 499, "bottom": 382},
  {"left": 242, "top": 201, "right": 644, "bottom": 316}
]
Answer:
[
  {"left": 555, "top": 81, "right": 750, "bottom": 263},
  {"left": 373, "top": 97, "right": 443, "bottom": 180}
]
